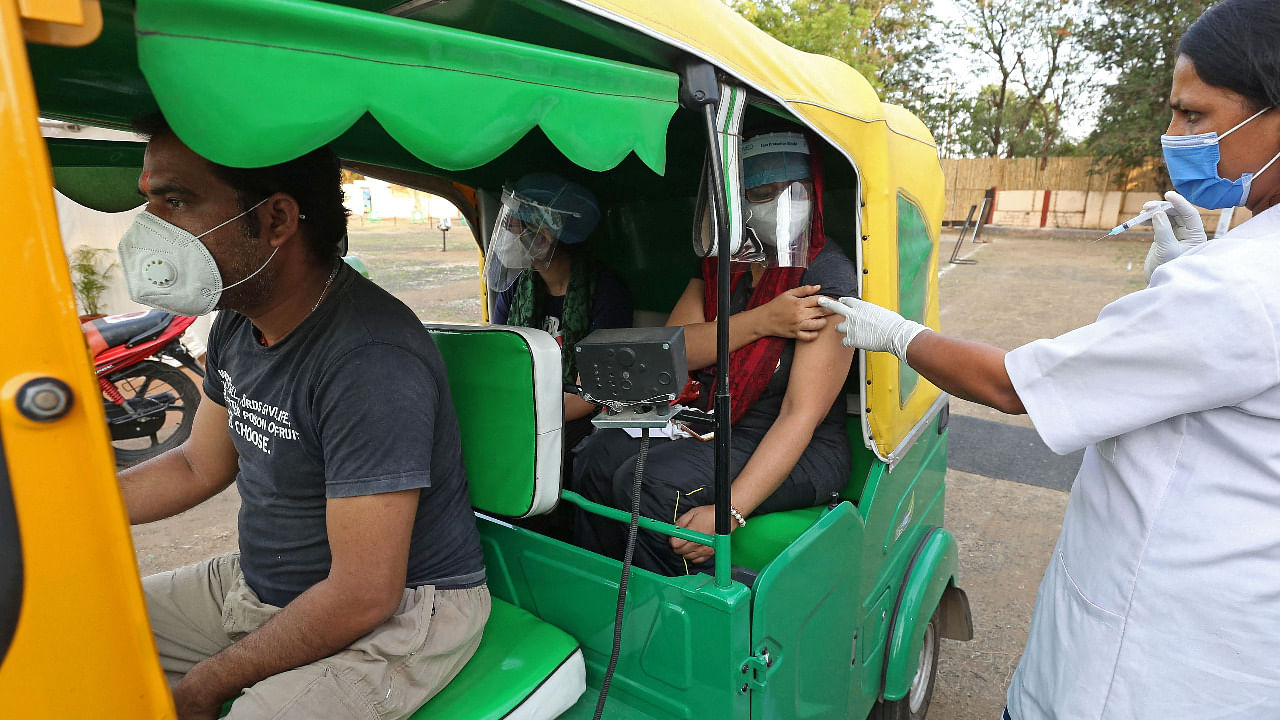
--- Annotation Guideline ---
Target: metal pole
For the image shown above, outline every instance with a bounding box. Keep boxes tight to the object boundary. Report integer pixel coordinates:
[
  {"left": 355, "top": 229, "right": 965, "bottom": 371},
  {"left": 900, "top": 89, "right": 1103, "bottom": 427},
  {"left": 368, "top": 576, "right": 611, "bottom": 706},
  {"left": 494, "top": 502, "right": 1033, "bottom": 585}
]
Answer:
[
  {"left": 948, "top": 204, "right": 978, "bottom": 265},
  {"left": 701, "top": 103, "right": 733, "bottom": 580},
  {"left": 972, "top": 197, "right": 991, "bottom": 245}
]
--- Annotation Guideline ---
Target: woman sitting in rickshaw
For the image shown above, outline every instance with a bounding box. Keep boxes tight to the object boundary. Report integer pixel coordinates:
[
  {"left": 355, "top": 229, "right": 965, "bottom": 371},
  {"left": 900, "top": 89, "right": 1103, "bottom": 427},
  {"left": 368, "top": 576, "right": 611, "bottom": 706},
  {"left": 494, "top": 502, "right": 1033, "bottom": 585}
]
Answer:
[
  {"left": 572, "top": 130, "right": 857, "bottom": 576},
  {"left": 487, "top": 173, "right": 632, "bottom": 450}
]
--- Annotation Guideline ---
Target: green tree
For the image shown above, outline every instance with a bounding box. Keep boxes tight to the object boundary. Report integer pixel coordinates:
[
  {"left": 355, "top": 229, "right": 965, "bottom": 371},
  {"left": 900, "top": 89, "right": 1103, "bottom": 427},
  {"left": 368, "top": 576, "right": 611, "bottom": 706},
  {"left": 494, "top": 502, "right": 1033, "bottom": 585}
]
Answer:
[
  {"left": 948, "top": 0, "right": 1086, "bottom": 163},
  {"left": 952, "top": 85, "right": 1077, "bottom": 158},
  {"left": 1081, "top": 0, "right": 1213, "bottom": 183},
  {"left": 728, "top": 1, "right": 946, "bottom": 134}
]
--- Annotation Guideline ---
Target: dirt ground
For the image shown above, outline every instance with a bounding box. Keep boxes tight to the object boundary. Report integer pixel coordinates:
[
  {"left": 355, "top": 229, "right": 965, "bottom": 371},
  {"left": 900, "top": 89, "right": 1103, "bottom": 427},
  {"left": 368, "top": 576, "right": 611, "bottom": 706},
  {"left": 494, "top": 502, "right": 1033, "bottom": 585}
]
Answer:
[
  {"left": 129, "top": 224, "right": 1155, "bottom": 719},
  {"left": 929, "top": 228, "right": 1149, "bottom": 719}
]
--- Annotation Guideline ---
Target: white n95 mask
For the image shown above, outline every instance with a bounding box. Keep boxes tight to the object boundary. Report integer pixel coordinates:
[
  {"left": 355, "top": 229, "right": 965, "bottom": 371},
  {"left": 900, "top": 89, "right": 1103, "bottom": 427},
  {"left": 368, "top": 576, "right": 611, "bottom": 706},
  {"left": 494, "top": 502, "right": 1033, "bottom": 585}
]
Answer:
[
  {"left": 117, "top": 197, "right": 275, "bottom": 316},
  {"left": 744, "top": 182, "right": 812, "bottom": 267}
]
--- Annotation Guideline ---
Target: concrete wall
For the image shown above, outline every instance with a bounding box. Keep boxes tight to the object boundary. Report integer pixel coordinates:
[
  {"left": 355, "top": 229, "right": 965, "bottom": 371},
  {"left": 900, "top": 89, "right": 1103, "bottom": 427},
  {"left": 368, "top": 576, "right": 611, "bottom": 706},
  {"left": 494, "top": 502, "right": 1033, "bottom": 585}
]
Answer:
[{"left": 987, "top": 189, "right": 1252, "bottom": 232}]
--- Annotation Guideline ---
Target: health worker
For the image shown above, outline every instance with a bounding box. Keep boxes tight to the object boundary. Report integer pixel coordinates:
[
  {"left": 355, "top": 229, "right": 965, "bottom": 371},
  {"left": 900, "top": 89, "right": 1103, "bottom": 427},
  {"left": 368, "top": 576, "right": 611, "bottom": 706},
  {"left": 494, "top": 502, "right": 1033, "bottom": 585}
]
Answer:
[{"left": 819, "top": 0, "right": 1280, "bottom": 717}]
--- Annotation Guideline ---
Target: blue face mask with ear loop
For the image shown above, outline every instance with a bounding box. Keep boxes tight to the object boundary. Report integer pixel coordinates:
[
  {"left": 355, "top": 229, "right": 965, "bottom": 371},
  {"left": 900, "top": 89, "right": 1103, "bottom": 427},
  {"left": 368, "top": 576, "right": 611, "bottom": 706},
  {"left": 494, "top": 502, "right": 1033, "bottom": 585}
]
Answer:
[{"left": 1161, "top": 106, "right": 1280, "bottom": 209}]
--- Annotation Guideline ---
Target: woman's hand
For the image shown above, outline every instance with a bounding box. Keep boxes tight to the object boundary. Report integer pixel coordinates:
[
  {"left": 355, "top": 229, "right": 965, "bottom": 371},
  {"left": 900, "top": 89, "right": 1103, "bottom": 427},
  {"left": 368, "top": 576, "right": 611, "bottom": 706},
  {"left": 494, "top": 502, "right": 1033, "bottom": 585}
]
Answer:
[
  {"left": 670, "top": 505, "right": 733, "bottom": 565},
  {"left": 754, "top": 285, "right": 830, "bottom": 341}
]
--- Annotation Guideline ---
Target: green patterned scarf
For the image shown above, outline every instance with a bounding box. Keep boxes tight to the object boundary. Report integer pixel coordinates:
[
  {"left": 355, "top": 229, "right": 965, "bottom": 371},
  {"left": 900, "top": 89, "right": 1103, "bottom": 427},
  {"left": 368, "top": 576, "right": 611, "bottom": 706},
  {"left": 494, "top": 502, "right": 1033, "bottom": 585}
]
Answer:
[{"left": 508, "top": 251, "right": 595, "bottom": 383}]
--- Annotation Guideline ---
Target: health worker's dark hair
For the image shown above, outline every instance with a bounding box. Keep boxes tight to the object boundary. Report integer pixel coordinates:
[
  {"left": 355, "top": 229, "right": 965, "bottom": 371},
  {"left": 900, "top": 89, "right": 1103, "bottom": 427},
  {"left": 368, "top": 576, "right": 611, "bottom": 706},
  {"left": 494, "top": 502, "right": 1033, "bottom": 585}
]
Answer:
[
  {"left": 133, "top": 113, "right": 349, "bottom": 261},
  {"left": 1178, "top": 0, "right": 1280, "bottom": 111}
]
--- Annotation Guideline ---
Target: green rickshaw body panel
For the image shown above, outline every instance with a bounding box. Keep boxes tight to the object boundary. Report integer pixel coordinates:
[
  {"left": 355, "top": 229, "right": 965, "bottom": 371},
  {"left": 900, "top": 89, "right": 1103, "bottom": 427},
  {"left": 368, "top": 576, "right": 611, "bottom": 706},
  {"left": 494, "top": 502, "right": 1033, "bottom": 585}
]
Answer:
[
  {"left": 851, "top": 419, "right": 949, "bottom": 700},
  {"left": 476, "top": 518, "right": 752, "bottom": 720},
  {"left": 133, "top": 0, "right": 678, "bottom": 174},
  {"left": 882, "top": 527, "right": 960, "bottom": 702},
  {"left": 748, "top": 502, "right": 866, "bottom": 720}
]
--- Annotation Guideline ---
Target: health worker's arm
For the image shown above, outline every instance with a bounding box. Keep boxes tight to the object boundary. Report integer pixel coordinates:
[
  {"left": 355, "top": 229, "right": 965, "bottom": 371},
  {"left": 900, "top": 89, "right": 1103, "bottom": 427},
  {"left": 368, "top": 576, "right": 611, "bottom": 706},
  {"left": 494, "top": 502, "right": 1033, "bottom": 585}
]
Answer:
[
  {"left": 170, "top": 488, "right": 420, "bottom": 719},
  {"left": 905, "top": 332, "right": 1025, "bottom": 416},
  {"left": 670, "top": 313, "right": 854, "bottom": 563},
  {"left": 666, "top": 278, "right": 831, "bottom": 372},
  {"left": 818, "top": 295, "right": 1025, "bottom": 417},
  {"left": 118, "top": 393, "right": 239, "bottom": 524}
]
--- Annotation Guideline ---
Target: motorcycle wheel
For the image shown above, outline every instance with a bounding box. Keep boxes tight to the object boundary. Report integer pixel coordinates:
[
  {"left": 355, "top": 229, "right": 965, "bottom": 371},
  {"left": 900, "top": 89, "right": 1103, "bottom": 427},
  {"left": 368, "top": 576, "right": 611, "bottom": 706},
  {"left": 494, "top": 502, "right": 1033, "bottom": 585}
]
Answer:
[{"left": 108, "top": 360, "right": 200, "bottom": 468}]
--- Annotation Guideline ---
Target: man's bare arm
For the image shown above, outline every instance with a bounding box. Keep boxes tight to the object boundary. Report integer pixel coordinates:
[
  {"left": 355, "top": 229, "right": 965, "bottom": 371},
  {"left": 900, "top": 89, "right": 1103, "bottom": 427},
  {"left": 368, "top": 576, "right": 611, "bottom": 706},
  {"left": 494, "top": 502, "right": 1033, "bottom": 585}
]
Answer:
[
  {"left": 118, "top": 395, "right": 240, "bottom": 524},
  {"left": 170, "top": 488, "right": 421, "bottom": 716}
]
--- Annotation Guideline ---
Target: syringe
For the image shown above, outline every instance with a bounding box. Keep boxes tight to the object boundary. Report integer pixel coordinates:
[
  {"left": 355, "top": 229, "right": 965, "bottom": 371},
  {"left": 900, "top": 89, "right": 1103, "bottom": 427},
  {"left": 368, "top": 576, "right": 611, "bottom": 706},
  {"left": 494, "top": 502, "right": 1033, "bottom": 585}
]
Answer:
[{"left": 1095, "top": 201, "right": 1173, "bottom": 241}]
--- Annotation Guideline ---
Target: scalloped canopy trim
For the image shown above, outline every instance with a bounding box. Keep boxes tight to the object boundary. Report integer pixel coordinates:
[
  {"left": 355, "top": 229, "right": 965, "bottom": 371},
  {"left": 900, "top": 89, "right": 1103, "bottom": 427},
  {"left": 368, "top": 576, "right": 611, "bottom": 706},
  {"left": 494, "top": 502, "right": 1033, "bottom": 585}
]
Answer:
[{"left": 136, "top": 0, "right": 678, "bottom": 174}]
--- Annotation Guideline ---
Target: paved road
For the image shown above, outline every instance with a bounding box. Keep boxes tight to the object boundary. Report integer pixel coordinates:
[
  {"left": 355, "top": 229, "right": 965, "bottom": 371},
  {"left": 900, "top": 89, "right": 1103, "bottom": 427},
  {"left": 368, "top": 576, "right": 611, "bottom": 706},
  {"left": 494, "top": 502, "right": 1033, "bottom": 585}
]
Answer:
[
  {"left": 948, "top": 415, "right": 1082, "bottom": 492},
  {"left": 926, "top": 231, "right": 1149, "bottom": 719}
]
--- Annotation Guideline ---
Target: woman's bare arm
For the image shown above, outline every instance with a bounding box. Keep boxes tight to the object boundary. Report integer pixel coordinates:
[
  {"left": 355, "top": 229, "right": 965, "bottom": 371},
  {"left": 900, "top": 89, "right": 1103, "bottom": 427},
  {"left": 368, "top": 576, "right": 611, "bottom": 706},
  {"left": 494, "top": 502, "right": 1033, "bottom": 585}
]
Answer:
[
  {"left": 667, "top": 278, "right": 831, "bottom": 372},
  {"left": 671, "top": 314, "right": 854, "bottom": 562}
]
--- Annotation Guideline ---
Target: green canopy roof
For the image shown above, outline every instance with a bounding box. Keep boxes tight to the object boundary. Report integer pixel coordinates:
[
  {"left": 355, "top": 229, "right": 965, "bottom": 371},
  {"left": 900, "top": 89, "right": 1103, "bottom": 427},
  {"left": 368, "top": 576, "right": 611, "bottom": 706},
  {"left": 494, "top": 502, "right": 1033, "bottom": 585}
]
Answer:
[
  {"left": 34, "top": 0, "right": 679, "bottom": 176},
  {"left": 47, "top": 138, "right": 145, "bottom": 213}
]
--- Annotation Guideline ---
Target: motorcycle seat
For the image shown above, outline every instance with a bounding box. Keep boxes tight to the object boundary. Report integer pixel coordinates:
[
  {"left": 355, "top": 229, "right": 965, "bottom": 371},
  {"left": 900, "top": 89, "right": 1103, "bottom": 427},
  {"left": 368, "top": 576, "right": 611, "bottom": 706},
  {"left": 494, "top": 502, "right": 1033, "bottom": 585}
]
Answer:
[{"left": 83, "top": 309, "right": 174, "bottom": 356}]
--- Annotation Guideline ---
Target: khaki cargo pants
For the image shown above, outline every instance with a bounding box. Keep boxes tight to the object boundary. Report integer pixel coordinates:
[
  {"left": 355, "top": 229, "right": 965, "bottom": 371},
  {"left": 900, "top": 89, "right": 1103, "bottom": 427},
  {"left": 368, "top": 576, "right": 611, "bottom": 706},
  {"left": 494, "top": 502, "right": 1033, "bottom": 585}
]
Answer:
[{"left": 143, "top": 553, "right": 490, "bottom": 720}]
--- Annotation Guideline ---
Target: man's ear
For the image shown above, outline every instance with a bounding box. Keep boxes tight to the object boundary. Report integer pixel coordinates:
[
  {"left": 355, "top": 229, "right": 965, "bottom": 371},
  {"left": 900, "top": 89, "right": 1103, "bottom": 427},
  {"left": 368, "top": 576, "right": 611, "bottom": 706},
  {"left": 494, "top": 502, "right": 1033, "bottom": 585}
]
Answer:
[{"left": 262, "top": 192, "right": 302, "bottom": 248}]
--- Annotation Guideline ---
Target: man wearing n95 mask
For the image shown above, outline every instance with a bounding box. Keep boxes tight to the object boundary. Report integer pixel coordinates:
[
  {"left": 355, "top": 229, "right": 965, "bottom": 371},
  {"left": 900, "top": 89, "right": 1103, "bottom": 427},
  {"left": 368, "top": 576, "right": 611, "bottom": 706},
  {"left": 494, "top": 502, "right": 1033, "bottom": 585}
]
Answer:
[{"left": 115, "top": 114, "right": 488, "bottom": 720}]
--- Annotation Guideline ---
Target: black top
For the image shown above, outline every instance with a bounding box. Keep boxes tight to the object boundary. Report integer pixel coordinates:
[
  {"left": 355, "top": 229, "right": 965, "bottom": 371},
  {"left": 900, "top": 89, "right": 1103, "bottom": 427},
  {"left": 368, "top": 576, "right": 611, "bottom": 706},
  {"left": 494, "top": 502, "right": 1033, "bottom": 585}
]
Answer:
[
  {"left": 204, "top": 264, "right": 484, "bottom": 607},
  {"left": 492, "top": 265, "right": 632, "bottom": 344},
  {"left": 693, "top": 243, "right": 858, "bottom": 433}
]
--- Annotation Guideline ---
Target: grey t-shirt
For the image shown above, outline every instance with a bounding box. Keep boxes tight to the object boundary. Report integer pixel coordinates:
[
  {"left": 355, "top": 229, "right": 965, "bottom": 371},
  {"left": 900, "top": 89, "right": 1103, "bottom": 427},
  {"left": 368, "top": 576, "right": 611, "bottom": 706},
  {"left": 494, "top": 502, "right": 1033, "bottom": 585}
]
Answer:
[{"left": 204, "top": 264, "right": 484, "bottom": 607}]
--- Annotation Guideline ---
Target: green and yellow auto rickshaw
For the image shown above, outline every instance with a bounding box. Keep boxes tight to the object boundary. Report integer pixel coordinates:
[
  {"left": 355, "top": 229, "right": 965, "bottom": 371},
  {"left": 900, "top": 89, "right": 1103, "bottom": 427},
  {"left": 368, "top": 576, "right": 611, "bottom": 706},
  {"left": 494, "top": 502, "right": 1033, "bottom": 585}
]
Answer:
[{"left": 0, "top": 0, "right": 970, "bottom": 717}]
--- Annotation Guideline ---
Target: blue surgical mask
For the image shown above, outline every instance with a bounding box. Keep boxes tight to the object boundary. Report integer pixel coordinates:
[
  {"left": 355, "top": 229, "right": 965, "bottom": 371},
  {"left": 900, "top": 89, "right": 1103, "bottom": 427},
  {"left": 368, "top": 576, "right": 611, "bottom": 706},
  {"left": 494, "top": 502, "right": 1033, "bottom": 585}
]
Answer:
[{"left": 1161, "top": 106, "right": 1280, "bottom": 209}]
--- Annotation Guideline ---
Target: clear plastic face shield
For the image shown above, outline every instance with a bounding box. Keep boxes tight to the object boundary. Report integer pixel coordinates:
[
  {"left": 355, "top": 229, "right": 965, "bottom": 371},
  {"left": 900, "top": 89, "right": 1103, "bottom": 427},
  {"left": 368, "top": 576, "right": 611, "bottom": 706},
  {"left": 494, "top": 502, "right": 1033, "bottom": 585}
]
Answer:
[
  {"left": 692, "top": 131, "right": 813, "bottom": 267},
  {"left": 485, "top": 187, "right": 578, "bottom": 292},
  {"left": 744, "top": 180, "right": 812, "bottom": 267}
]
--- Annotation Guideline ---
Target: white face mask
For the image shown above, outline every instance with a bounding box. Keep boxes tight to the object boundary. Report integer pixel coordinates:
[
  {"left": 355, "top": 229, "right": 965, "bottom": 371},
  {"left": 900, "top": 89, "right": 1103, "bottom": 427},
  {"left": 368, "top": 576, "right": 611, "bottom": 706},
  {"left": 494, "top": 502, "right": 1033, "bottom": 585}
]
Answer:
[
  {"left": 744, "top": 182, "right": 812, "bottom": 267},
  {"left": 117, "top": 197, "right": 275, "bottom": 316}
]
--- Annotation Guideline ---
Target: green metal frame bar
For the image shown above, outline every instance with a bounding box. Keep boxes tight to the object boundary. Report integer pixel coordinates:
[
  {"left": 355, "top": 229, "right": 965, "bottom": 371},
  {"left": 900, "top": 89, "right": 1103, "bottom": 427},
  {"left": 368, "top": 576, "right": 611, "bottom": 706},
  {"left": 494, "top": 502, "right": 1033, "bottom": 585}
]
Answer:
[{"left": 560, "top": 490, "right": 714, "bottom": 546}]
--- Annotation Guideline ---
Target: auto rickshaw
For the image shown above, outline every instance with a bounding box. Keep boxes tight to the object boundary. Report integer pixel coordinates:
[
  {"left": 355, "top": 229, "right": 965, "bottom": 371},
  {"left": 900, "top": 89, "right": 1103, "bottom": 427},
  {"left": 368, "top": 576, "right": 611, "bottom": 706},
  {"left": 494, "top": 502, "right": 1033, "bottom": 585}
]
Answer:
[{"left": 0, "top": 0, "right": 971, "bottom": 718}]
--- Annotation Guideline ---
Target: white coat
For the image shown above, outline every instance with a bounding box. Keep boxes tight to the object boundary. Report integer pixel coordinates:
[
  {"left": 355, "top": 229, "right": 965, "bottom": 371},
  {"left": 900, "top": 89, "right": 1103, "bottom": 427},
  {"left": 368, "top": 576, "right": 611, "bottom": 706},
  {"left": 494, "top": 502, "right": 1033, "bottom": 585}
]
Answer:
[{"left": 1003, "top": 204, "right": 1280, "bottom": 719}]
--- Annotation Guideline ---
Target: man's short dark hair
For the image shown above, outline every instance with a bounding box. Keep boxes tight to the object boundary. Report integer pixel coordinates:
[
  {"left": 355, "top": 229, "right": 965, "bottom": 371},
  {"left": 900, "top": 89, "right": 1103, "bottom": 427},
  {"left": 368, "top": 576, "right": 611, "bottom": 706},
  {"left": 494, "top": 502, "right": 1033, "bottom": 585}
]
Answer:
[{"left": 133, "top": 113, "right": 349, "bottom": 261}]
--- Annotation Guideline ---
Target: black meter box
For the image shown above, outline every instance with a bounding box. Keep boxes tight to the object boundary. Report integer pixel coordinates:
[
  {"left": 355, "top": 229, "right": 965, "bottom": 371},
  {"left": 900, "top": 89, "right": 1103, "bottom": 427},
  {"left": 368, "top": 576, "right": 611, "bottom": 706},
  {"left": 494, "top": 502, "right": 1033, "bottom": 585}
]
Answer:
[{"left": 574, "top": 327, "right": 687, "bottom": 405}]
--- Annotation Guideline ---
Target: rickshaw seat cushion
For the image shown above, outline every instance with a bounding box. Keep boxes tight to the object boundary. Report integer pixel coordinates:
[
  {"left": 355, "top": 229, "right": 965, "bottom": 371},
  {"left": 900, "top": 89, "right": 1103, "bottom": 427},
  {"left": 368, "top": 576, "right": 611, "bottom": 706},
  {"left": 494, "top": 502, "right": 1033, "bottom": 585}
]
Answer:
[
  {"left": 729, "top": 506, "right": 826, "bottom": 572},
  {"left": 412, "top": 597, "right": 586, "bottom": 719},
  {"left": 424, "top": 324, "right": 563, "bottom": 518}
]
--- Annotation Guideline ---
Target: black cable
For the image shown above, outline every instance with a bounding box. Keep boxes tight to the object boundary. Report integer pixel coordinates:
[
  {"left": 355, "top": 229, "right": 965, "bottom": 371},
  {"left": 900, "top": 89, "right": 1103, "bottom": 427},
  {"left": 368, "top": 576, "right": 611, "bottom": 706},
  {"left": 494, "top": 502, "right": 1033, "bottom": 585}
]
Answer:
[{"left": 592, "top": 428, "right": 648, "bottom": 720}]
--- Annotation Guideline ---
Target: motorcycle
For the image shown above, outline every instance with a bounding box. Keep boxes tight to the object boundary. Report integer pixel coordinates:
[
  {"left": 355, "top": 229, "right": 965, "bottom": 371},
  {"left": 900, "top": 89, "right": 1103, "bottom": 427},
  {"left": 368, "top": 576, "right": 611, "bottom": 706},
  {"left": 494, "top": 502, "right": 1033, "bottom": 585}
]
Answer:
[{"left": 82, "top": 310, "right": 205, "bottom": 468}]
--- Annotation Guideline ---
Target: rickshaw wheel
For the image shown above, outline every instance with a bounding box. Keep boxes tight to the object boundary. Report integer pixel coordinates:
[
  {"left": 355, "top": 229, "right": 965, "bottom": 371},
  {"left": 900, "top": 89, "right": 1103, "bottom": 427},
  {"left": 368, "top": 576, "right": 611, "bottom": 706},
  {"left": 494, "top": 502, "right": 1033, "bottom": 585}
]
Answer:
[{"left": 870, "top": 609, "right": 939, "bottom": 720}]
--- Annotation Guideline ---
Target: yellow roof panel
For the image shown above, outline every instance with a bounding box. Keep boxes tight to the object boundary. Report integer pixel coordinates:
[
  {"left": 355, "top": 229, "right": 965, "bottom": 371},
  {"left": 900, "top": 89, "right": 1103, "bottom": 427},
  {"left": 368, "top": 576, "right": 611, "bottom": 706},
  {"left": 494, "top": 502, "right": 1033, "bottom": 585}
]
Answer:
[{"left": 568, "top": 0, "right": 934, "bottom": 147}]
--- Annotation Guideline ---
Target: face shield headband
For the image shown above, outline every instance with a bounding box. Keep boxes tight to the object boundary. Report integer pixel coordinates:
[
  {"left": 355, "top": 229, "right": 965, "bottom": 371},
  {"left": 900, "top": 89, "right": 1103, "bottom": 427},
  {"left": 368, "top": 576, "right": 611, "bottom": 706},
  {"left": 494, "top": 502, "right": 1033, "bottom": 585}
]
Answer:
[
  {"left": 485, "top": 187, "right": 581, "bottom": 293},
  {"left": 692, "top": 131, "right": 817, "bottom": 267}
]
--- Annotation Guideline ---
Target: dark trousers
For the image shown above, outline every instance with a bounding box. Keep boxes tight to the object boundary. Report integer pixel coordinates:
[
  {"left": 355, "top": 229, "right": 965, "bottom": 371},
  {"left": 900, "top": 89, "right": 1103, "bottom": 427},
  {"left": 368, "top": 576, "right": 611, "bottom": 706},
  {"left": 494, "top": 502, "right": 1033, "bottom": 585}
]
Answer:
[{"left": 570, "top": 427, "right": 845, "bottom": 576}]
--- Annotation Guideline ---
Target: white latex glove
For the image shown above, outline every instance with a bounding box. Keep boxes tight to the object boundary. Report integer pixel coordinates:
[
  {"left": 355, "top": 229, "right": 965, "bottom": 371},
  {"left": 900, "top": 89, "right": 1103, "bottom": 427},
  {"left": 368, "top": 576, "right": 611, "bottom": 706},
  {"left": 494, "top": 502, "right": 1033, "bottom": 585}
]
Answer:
[
  {"left": 816, "top": 295, "right": 928, "bottom": 361},
  {"left": 1143, "top": 191, "right": 1207, "bottom": 282}
]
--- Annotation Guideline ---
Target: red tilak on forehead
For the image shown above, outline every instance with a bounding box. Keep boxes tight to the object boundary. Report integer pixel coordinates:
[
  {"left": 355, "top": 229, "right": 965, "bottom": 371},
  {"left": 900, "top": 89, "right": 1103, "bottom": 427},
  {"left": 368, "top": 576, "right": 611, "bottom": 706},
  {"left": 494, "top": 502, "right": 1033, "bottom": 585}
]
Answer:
[{"left": 140, "top": 170, "right": 151, "bottom": 193}]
